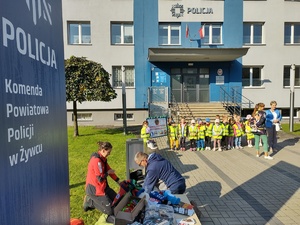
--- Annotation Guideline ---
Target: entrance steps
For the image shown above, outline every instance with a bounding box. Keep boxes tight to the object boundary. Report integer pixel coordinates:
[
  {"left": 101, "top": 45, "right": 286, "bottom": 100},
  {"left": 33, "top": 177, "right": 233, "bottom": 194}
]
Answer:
[{"left": 171, "top": 102, "right": 231, "bottom": 123}]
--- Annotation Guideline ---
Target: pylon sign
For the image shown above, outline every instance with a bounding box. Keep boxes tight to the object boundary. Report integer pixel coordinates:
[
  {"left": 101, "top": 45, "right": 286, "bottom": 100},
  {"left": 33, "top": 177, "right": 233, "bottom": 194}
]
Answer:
[{"left": 0, "top": 1, "right": 69, "bottom": 224}]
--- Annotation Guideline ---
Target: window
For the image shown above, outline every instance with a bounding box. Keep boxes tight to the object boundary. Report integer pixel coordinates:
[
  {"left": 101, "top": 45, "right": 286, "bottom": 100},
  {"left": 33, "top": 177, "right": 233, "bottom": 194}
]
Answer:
[
  {"left": 283, "top": 65, "right": 300, "bottom": 87},
  {"left": 114, "top": 113, "right": 134, "bottom": 121},
  {"left": 284, "top": 23, "right": 300, "bottom": 44},
  {"left": 159, "top": 23, "right": 180, "bottom": 45},
  {"left": 68, "top": 22, "right": 91, "bottom": 44},
  {"left": 242, "top": 67, "right": 263, "bottom": 87},
  {"left": 111, "top": 23, "right": 134, "bottom": 45},
  {"left": 202, "top": 23, "right": 222, "bottom": 45},
  {"left": 112, "top": 66, "right": 135, "bottom": 87},
  {"left": 72, "top": 113, "right": 92, "bottom": 121},
  {"left": 243, "top": 23, "right": 264, "bottom": 45}
]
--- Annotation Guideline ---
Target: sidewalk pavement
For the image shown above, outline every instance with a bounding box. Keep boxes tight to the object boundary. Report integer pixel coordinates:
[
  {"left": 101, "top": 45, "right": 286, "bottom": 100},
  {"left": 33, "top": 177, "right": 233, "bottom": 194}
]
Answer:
[{"left": 154, "top": 132, "right": 300, "bottom": 225}]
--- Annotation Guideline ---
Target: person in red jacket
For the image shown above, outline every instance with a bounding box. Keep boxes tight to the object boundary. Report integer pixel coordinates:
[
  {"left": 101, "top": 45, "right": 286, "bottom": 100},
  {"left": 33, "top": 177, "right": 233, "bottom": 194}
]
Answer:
[{"left": 83, "top": 141, "right": 120, "bottom": 223}]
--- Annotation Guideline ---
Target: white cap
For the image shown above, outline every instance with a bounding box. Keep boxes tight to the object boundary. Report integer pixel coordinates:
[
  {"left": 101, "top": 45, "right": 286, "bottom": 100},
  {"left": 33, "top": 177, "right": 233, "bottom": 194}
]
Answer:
[{"left": 191, "top": 119, "right": 196, "bottom": 124}]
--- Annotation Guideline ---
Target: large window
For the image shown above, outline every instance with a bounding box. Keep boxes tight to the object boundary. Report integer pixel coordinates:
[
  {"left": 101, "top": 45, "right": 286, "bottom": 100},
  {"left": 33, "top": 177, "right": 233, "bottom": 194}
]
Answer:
[
  {"left": 159, "top": 23, "right": 180, "bottom": 45},
  {"left": 112, "top": 66, "right": 135, "bottom": 88},
  {"left": 283, "top": 65, "right": 300, "bottom": 87},
  {"left": 242, "top": 67, "right": 263, "bottom": 87},
  {"left": 202, "top": 23, "right": 222, "bottom": 45},
  {"left": 243, "top": 22, "right": 264, "bottom": 45},
  {"left": 68, "top": 22, "right": 91, "bottom": 44},
  {"left": 284, "top": 23, "right": 300, "bottom": 44},
  {"left": 111, "top": 23, "right": 134, "bottom": 45}
]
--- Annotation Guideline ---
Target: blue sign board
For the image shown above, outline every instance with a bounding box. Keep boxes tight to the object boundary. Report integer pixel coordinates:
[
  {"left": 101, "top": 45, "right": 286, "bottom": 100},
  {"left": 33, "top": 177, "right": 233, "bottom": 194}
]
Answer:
[{"left": 0, "top": 1, "right": 69, "bottom": 224}]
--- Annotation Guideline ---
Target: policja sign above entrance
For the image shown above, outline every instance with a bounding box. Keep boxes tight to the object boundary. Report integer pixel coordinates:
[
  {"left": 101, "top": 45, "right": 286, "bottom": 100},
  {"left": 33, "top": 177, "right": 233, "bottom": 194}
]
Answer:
[{"left": 0, "top": 0, "right": 70, "bottom": 224}]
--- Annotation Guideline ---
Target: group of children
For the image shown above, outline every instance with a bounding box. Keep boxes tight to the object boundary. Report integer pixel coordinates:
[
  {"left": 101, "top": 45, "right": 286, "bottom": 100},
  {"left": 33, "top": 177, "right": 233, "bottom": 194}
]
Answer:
[{"left": 168, "top": 114, "right": 258, "bottom": 152}]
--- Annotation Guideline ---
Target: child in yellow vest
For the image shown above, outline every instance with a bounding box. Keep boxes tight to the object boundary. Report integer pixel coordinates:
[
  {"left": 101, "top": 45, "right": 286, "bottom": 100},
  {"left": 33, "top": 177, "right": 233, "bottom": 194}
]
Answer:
[
  {"left": 178, "top": 118, "right": 188, "bottom": 151},
  {"left": 205, "top": 118, "right": 213, "bottom": 150},
  {"left": 197, "top": 119, "right": 206, "bottom": 151},
  {"left": 212, "top": 119, "right": 223, "bottom": 151},
  {"left": 228, "top": 118, "right": 235, "bottom": 149},
  {"left": 188, "top": 119, "right": 198, "bottom": 151},
  {"left": 244, "top": 114, "right": 254, "bottom": 147},
  {"left": 233, "top": 115, "right": 244, "bottom": 149},
  {"left": 169, "top": 121, "right": 179, "bottom": 150}
]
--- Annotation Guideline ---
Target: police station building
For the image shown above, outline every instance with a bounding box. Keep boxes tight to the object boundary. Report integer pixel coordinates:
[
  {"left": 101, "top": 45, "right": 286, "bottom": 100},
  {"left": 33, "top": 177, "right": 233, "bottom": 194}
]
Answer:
[{"left": 63, "top": 0, "right": 300, "bottom": 126}]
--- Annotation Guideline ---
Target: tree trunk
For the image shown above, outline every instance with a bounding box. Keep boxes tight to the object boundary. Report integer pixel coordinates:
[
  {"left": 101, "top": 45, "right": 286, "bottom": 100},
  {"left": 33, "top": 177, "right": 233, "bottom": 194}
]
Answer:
[{"left": 73, "top": 101, "right": 79, "bottom": 136}]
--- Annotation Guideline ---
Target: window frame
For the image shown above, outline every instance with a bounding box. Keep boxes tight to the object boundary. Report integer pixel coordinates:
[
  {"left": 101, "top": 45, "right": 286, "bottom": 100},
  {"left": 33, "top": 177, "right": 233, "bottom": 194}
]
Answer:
[
  {"left": 243, "top": 22, "right": 264, "bottom": 45},
  {"left": 284, "top": 22, "right": 300, "bottom": 45},
  {"left": 242, "top": 66, "right": 264, "bottom": 87},
  {"left": 202, "top": 23, "right": 223, "bottom": 45},
  {"left": 112, "top": 66, "right": 135, "bottom": 88},
  {"left": 72, "top": 113, "right": 93, "bottom": 121},
  {"left": 68, "top": 21, "right": 91, "bottom": 45},
  {"left": 283, "top": 65, "right": 300, "bottom": 87},
  {"left": 158, "top": 23, "right": 181, "bottom": 46},
  {"left": 111, "top": 22, "right": 134, "bottom": 45},
  {"left": 114, "top": 113, "right": 134, "bottom": 121}
]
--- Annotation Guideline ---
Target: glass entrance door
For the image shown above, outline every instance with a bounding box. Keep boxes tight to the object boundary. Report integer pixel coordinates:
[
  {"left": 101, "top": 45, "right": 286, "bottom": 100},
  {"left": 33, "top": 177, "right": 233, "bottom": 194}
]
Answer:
[
  {"left": 171, "top": 68, "right": 210, "bottom": 103},
  {"left": 183, "top": 75, "right": 197, "bottom": 102}
]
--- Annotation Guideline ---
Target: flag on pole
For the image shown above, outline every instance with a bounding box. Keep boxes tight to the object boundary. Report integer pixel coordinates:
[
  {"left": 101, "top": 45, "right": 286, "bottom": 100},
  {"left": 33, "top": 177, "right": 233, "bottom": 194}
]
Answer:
[
  {"left": 199, "top": 24, "right": 205, "bottom": 39},
  {"left": 186, "top": 24, "right": 189, "bottom": 38}
]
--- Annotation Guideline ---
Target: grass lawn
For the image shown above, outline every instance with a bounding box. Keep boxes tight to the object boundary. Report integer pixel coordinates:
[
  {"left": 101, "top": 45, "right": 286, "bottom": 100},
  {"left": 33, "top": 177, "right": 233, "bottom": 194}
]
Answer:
[
  {"left": 281, "top": 122, "right": 300, "bottom": 136},
  {"left": 68, "top": 126, "right": 136, "bottom": 225}
]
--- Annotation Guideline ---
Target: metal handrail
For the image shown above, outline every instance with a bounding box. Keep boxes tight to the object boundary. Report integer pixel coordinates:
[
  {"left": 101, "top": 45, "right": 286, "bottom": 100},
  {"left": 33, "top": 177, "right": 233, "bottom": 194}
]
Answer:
[
  {"left": 170, "top": 93, "right": 194, "bottom": 123},
  {"left": 220, "top": 86, "right": 254, "bottom": 116}
]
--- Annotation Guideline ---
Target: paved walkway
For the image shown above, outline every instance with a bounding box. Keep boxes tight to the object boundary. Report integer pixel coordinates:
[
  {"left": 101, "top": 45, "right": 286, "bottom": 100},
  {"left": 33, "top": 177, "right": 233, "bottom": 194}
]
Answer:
[{"left": 154, "top": 132, "right": 300, "bottom": 225}]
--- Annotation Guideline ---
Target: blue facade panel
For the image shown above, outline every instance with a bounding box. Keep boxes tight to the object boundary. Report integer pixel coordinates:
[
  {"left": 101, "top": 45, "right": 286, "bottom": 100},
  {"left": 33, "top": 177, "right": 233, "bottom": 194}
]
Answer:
[
  {"left": 134, "top": 0, "right": 158, "bottom": 108},
  {"left": 134, "top": 0, "right": 244, "bottom": 106}
]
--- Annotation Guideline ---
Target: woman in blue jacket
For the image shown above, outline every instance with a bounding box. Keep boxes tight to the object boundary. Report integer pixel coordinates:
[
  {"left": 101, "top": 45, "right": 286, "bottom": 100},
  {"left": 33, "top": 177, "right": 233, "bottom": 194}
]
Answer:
[{"left": 265, "top": 101, "right": 282, "bottom": 153}]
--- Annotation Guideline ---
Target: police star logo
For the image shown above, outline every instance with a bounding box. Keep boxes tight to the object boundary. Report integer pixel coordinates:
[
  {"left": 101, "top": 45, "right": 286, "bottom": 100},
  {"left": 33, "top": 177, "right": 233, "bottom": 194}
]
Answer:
[
  {"left": 26, "top": 0, "right": 52, "bottom": 26},
  {"left": 170, "top": 3, "right": 185, "bottom": 18}
]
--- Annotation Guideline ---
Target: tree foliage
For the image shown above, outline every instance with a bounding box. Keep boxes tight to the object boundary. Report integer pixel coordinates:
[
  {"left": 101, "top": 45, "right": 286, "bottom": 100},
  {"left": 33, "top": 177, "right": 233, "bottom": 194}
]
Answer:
[
  {"left": 65, "top": 56, "right": 117, "bottom": 103},
  {"left": 65, "top": 56, "right": 117, "bottom": 136}
]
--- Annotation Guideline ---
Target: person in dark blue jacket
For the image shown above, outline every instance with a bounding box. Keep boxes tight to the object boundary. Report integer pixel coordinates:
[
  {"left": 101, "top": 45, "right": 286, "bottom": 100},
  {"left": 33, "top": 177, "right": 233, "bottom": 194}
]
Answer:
[
  {"left": 134, "top": 152, "right": 186, "bottom": 194},
  {"left": 265, "top": 100, "right": 282, "bottom": 153}
]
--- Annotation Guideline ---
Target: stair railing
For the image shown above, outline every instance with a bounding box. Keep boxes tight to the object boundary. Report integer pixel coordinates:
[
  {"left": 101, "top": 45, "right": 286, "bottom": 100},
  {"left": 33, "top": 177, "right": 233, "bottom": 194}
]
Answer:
[{"left": 220, "top": 86, "right": 255, "bottom": 116}]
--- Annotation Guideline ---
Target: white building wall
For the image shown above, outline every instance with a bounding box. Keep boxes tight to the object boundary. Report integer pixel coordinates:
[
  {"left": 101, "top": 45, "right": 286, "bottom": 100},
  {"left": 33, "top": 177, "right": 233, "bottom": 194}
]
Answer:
[
  {"left": 62, "top": 0, "right": 135, "bottom": 110},
  {"left": 243, "top": 0, "right": 300, "bottom": 109}
]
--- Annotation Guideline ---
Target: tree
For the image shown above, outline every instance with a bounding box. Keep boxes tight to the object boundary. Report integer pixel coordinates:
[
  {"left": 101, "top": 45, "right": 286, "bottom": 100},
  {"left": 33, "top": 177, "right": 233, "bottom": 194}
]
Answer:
[{"left": 65, "top": 56, "right": 117, "bottom": 136}]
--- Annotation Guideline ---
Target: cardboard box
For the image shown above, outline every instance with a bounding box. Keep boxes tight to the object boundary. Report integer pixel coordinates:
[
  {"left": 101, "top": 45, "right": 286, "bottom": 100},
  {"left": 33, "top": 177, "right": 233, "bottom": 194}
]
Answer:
[{"left": 114, "top": 193, "right": 145, "bottom": 223}]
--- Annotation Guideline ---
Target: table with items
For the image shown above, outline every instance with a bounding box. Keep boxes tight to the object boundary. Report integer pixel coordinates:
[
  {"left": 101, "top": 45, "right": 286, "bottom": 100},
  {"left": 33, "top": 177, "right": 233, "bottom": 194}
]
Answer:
[{"left": 114, "top": 190, "right": 201, "bottom": 225}]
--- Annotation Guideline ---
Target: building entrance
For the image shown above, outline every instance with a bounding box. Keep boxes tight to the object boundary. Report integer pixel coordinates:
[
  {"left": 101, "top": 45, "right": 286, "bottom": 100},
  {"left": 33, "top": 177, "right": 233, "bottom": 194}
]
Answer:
[{"left": 171, "top": 68, "right": 209, "bottom": 103}]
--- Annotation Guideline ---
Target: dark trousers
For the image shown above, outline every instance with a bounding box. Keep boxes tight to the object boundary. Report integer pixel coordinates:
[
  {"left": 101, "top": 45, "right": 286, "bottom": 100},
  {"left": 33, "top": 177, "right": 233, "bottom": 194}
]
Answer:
[
  {"left": 190, "top": 139, "right": 196, "bottom": 148},
  {"left": 205, "top": 136, "right": 212, "bottom": 148},
  {"left": 266, "top": 125, "right": 277, "bottom": 149},
  {"left": 89, "top": 186, "right": 117, "bottom": 215},
  {"left": 179, "top": 137, "right": 186, "bottom": 149}
]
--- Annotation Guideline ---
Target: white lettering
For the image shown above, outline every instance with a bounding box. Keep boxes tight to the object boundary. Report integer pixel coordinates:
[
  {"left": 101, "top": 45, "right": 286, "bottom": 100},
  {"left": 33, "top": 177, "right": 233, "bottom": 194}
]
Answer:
[
  {"left": 2, "top": 17, "right": 57, "bottom": 69},
  {"left": 16, "top": 27, "right": 27, "bottom": 55},
  {"left": 7, "top": 124, "right": 34, "bottom": 142},
  {"left": 5, "top": 79, "right": 43, "bottom": 96},
  {"left": 9, "top": 152, "right": 18, "bottom": 166},
  {"left": 6, "top": 103, "right": 49, "bottom": 118}
]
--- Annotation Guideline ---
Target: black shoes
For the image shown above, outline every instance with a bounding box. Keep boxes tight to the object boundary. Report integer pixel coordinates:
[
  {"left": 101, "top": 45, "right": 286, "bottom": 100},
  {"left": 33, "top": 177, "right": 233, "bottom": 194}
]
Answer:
[{"left": 106, "top": 215, "right": 115, "bottom": 224}]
